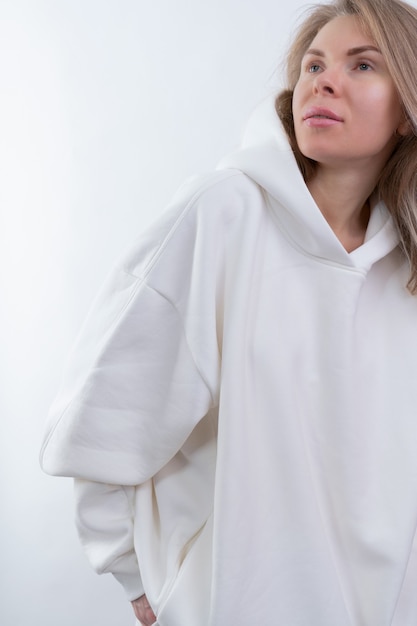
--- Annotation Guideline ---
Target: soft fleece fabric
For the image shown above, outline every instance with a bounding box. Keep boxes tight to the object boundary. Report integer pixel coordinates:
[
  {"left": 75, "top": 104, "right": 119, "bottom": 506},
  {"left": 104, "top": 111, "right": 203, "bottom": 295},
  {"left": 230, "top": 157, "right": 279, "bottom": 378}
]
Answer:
[{"left": 40, "top": 97, "right": 417, "bottom": 626}]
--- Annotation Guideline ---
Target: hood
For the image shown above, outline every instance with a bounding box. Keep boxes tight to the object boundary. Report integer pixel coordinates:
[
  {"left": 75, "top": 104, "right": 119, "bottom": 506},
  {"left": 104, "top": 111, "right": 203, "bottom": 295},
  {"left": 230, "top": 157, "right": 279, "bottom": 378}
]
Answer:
[{"left": 218, "top": 95, "right": 399, "bottom": 271}]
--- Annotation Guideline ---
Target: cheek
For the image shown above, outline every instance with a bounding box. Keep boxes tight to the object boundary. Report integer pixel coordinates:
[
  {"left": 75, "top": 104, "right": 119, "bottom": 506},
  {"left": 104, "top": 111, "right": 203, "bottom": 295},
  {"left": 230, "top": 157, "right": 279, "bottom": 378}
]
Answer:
[
  {"left": 357, "top": 85, "right": 402, "bottom": 129},
  {"left": 291, "top": 82, "right": 302, "bottom": 117},
  {"left": 291, "top": 83, "right": 304, "bottom": 135}
]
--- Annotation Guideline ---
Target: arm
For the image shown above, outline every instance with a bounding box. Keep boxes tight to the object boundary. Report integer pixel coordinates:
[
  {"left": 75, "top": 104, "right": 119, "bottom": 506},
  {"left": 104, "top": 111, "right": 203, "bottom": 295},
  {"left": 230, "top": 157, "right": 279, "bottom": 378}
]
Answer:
[{"left": 41, "top": 177, "right": 224, "bottom": 611}]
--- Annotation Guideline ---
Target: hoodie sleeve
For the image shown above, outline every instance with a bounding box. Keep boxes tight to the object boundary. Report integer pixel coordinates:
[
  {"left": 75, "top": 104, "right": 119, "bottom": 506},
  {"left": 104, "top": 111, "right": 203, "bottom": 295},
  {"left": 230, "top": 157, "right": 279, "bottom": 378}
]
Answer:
[
  {"left": 74, "top": 479, "right": 144, "bottom": 601},
  {"left": 39, "top": 172, "right": 232, "bottom": 598},
  {"left": 39, "top": 267, "right": 217, "bottom": 599}
]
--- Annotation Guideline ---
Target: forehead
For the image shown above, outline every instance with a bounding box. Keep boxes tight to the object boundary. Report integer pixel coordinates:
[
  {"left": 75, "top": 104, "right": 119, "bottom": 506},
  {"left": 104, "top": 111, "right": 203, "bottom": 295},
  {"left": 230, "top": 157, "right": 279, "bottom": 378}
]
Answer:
[{"left": 309, "top": 14, "right": 374, "bottom": 50}]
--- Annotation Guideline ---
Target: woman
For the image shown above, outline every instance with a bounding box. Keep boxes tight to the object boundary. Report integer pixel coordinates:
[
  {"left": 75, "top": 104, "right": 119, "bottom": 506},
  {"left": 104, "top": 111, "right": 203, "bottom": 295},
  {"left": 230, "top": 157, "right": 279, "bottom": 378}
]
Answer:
[{"left": 40, "top": 0, "right": 417, "bottom": 624}]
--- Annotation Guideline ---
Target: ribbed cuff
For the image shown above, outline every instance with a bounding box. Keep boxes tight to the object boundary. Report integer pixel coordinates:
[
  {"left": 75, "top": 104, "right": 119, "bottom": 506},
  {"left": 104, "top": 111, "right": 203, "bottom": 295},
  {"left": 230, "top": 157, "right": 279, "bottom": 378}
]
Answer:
[
  {"left": 110, "top": 553, "right": 145, "bottom": 601},
  {"left": 113, "top": 570, "right": 145, "bottom": 602}
]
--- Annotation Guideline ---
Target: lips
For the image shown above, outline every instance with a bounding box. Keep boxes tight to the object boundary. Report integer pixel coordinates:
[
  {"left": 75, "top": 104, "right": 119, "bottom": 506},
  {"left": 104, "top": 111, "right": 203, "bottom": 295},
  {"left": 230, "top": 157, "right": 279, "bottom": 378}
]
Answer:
[{"left": 303, "top": 107, "right": 343, "bottom": 122}]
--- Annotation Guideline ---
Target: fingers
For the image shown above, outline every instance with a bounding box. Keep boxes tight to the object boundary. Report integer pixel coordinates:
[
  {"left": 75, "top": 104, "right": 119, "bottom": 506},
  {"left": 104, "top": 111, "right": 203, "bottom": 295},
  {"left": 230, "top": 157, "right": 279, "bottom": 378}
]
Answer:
[{"left": 131, "top": 594, "right": 157, "bottom": 626}]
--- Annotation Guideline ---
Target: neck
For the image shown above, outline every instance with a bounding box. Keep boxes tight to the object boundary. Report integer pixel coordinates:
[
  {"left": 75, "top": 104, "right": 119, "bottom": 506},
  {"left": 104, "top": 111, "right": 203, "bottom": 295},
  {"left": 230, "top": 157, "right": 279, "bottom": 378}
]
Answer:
[{"left": 307, "top": 166, "right": 377, "bottom": 252}]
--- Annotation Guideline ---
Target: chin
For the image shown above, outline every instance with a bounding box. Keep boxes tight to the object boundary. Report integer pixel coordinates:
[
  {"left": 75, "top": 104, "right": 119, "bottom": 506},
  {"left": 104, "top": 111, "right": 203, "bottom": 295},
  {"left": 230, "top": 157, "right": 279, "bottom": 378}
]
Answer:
[
  {"left": 295, "top": 135, "right": 326, "bottom": 161},
  {"left": 296, "top": 138, "right": 347, "bottom": 166}
]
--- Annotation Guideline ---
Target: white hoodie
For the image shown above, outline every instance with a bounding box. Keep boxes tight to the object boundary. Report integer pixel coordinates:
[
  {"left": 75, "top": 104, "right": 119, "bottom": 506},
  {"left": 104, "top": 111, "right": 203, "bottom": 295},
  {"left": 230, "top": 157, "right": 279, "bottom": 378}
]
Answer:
[{"left": 40, "top": 97, "right": 417, "bottom": 626}]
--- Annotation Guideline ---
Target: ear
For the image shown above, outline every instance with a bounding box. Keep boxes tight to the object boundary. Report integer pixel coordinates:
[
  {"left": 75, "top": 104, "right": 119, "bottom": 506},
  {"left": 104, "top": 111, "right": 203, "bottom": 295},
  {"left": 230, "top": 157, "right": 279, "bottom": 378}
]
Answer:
[{"left": 396, "top": 118, "right": 412, "bottom": 137}]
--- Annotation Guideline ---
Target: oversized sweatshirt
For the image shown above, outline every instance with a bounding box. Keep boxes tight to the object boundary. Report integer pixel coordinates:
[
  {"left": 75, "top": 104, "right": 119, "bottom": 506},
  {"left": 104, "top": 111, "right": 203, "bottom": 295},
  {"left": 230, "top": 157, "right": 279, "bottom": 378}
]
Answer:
[{"left": 40, "top": 97, "right": 417, "bottom": 626}]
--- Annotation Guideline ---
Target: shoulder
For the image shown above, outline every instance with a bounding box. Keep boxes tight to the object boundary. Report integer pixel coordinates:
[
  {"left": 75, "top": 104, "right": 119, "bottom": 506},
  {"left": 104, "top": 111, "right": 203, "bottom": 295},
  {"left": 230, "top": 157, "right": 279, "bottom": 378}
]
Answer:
[
  {"left": 175, "top": 168, "right": 262, "bottom": 204},
  {"left": 119, "top": 169, "right": 264, "bottom": 279}
]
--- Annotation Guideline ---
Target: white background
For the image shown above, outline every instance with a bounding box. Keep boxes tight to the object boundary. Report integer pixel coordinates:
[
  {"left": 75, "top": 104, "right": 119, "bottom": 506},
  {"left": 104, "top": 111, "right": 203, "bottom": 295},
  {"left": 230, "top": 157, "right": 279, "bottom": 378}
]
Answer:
[{"left": 0, "top": 1, "right": 342, "bottom": 624}]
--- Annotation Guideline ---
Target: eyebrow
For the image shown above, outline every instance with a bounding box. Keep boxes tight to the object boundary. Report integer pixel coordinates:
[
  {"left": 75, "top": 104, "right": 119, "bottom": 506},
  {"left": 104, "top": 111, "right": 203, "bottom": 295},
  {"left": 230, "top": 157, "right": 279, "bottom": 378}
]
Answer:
[{"left": 304, "top": 45, "right": 382, "bottom": 58}]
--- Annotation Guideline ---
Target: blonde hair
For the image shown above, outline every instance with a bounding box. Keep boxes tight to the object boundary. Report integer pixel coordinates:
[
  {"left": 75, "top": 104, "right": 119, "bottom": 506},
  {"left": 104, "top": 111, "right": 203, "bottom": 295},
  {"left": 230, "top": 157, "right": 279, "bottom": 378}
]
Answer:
[{"left": 276, "top": 0, "right": 417, "bottom": 293}]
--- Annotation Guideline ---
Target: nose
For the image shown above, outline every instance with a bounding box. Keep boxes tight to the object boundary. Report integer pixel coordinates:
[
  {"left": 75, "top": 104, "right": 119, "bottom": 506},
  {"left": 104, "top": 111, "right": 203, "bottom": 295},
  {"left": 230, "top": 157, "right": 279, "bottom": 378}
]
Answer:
[{"left": 313, "top": 70, "right": 339, "bottom": 96}]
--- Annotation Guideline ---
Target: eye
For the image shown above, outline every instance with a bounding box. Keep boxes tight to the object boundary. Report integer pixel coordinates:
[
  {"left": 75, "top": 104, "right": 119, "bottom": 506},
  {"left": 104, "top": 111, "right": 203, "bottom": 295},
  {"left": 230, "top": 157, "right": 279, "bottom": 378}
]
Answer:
[
  {"left": 307, "top": 63, "right": 321, "bottom": 73},
  {"left": 357, "top": 62, "right": 372, "bottom": 71}
]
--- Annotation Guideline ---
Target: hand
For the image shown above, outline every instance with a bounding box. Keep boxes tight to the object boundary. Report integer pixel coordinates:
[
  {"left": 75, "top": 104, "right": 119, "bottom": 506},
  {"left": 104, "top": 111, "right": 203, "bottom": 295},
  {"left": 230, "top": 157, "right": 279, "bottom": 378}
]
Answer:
[{"left": 131, "top": 594, "right": 157, "bottom": 625}]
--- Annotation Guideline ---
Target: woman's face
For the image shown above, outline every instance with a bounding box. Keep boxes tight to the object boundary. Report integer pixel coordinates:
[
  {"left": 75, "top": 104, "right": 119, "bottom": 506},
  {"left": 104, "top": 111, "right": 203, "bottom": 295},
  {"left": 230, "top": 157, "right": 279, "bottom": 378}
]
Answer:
[{"left": 292, "top": 15, "right": 405, "bottom": 173}]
